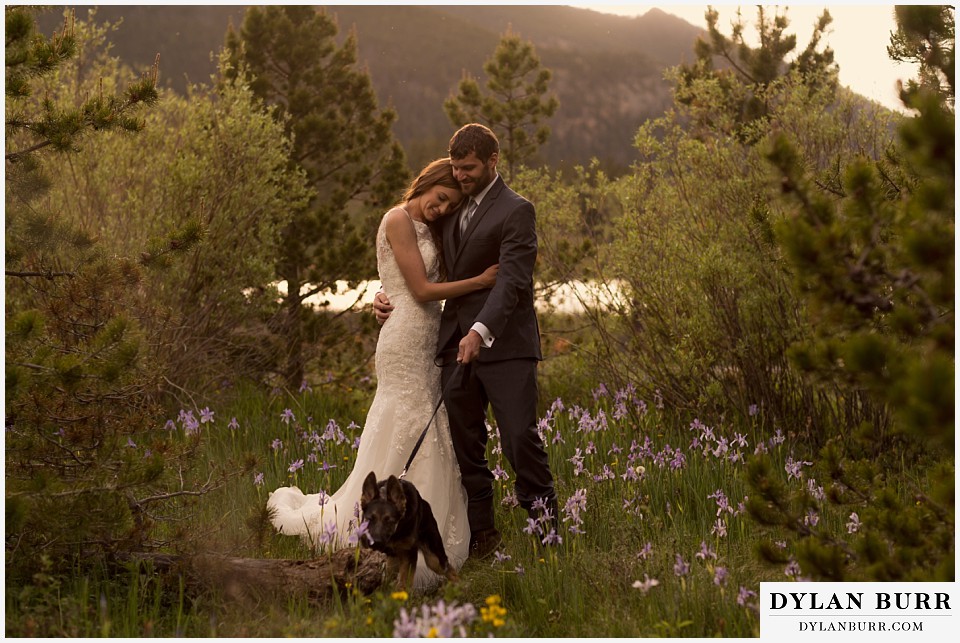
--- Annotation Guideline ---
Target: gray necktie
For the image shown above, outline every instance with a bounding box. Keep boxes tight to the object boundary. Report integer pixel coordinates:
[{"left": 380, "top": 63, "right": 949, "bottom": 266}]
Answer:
[{"left": 459, "top": 198, "right": 478, "bottom": 238}]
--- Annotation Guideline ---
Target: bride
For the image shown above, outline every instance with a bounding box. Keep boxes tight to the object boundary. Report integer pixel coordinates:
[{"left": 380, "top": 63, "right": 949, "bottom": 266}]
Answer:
[{"left": 267, "top": 158, "right": 497, "bottom": 590}]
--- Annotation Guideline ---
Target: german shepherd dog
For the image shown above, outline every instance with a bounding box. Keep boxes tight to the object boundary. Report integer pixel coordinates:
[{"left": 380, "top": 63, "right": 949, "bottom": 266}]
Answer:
[{"left": 360, "top": 471, "right": 458, "bottom": 590}]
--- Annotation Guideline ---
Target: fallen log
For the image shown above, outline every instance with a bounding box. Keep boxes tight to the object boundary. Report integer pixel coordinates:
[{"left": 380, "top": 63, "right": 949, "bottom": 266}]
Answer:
[{"left": 122, "top": 548, "right": 387, "bottom": 604}]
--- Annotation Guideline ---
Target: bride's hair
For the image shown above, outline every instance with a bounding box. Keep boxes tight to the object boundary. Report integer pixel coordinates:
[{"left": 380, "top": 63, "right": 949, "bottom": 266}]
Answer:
[
  {"left": 400, "top": 157, "right": 462, "bottom": 280},
  {"left": 401, "top": 157, "right": 461, "bottom": 202}
]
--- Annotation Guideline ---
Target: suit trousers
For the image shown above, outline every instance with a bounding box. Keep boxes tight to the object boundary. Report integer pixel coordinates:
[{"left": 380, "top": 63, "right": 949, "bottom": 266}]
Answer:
[{"left": 441, "top": 355, "right": 555, "bottom": 533}]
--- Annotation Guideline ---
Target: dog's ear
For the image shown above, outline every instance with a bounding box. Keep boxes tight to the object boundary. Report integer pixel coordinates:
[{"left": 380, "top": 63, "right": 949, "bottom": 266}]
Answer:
[
  {"left": 386, "top": 476, "right": 407, "bottom": 514},
  {"left": 360, "top": 471, "right": 379, "bottom": 506}
]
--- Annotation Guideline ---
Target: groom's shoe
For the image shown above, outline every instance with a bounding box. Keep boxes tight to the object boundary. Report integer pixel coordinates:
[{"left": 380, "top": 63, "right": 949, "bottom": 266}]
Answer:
[{"left": 469, "top": 527, "right": 502, "bottom": 560}]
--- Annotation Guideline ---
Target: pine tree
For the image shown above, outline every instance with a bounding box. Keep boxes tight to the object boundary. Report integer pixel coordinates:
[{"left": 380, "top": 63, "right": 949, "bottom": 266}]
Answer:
[
  {"left": 5, "top": 7, "right": 206, "bottom": 573},
  {"left": 888, "top": 5, "right": 955, "bottom": 106},
  {"left": 444, "top": 27, "right": 559, "bottom": 181},
  {"left": 28, "top": 10, "right": 311, "bottom": 388},
  {"left": 224, "top": 6, "right": 409, "bottom": 388},
  {"left": 676, "top": 7, "right": 837, "bottom": 135},
  {"left": 750, "top": 5, "right": 954, "bottom": 581}
]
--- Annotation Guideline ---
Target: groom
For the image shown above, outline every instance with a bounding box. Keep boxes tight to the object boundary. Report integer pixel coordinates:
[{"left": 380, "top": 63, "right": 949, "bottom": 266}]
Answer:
[{"left": 375, "top": 123, "right": 557, "bottom": 559}]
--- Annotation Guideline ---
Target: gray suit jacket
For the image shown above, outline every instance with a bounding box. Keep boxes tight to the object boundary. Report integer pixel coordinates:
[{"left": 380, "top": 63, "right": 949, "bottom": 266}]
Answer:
[{"left": 437, "top": 176, "right": 542, "bottom": 363}]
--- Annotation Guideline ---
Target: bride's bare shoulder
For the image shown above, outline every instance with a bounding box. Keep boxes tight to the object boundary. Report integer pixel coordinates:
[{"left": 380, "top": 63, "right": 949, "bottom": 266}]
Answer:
[
  {"left": 383, "top": 206, "right": 410, "bottom": 223},
  {"left": 383, "top": 206, "right": 417, "bottom": 246},
  {"left": 384, "top": 206, "right": 416, "bottom": 230}
]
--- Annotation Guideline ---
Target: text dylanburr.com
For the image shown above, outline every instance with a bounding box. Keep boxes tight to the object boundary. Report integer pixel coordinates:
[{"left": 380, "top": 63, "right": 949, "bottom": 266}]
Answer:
[{"left": 761, "top": 582, "right": 956, "bottom": 640}]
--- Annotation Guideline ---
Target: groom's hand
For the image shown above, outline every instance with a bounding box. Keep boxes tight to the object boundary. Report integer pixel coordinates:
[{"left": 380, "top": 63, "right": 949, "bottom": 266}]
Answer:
[
  {"left": 457, "top": 330, "right": 482, "bottom": 365},
  {"left": 373, "top": 291, "right": 393, "bottom": 325}
]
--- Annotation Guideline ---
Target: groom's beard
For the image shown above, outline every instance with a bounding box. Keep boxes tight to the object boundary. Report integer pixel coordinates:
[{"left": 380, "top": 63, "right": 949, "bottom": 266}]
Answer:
[{"left": 459, "top": 167, "right": 494, "bottom": 196}]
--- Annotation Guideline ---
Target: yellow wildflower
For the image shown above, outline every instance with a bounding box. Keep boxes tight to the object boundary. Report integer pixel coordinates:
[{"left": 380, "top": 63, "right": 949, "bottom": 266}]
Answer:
[
  {"left": 427, "top": 626, "right": 439, "bottom": 638},
  {"left": 391, "top": 590, "right": 409, "bottom": 601},
  {"left": 481, "top": 594, "right": 508, "bottom": 626}
]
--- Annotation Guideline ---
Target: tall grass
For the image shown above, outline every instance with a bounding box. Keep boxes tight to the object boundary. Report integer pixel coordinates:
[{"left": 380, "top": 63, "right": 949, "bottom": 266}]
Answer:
[{"left": 7, "top": 368, "right": 873, "bottom": 637}]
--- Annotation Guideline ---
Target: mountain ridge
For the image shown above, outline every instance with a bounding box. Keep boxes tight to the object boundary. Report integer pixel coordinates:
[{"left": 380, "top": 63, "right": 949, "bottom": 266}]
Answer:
[{"left": 38, "top": 5, "right": 709, "bottom": 170}]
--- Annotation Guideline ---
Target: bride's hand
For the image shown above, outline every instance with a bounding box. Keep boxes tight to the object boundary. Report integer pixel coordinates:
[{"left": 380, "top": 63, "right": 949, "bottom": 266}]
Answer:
[
  {"left": 477, "top": 264, "right": 499, "bottom": 289},
  {"left": 373, "top": 291, "right": 393, "bottom": 325}
]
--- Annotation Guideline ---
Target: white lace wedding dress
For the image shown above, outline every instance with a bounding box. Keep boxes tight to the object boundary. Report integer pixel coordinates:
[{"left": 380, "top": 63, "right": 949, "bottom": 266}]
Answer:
[{"left": 267, "top": 207, "right": 470, "bottom": 590}]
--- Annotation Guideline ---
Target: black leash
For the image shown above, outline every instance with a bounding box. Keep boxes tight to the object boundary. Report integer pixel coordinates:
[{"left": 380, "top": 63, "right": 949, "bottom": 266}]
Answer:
[{"left": 399, "top": 361, "right": 467, "bottom": 480}]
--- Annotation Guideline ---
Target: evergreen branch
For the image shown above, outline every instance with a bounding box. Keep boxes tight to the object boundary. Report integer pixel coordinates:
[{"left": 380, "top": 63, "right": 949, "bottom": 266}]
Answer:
[
  {"left": 298, "top": 283, "right": 330, "bottom": 301},
  {"left": 8, "top": 483, "right": 131, "bottom": 499},
  {"left": 7, "top": 80, "right": 157, "bottom": 163},
  {"left": 6, "top": 269, "right": 76, "bottom": 278},
  {"left": 912, "top": 488, "right": 954, "bottom": 523},
  {"left": 5, "top": 140, "right": 55, "bottom": 161},
  {"left": 321, "top": 286, "right": 370, "bottom": 322},
  {"left": 896, "top": 270, "right": 944, "bottom": 325},
  {"left": 813, "top": 177, "right": 846, "bottom": 197},
  {"left": 11, "top": 362, "right": 145, "bottom": 391},
  {"left": 130, "top": 475, "right": 221, "bottom": 508},
  {"left": 161, "top": 375, "right": 202, "bottom": 412},
  {"left": 874, "top": 162, "right": 903, "bottom": 199},
  {"left": 39, "top": 432, "right": 90, "bottom": 468},
  {"left": 296, "top": 148, "right": 355, "bottom": 182},
  {"left": 711, "top": 36, "right": 762, "bottom": 86},
  {"left": 72, "top": 386, "right": 148, "bottom": 404},
  {"left": 10, "top": 361, "right": 51, "bottom": 371},
  {"left": 39, "top": 410, "right": 98, "bottom": 425}
]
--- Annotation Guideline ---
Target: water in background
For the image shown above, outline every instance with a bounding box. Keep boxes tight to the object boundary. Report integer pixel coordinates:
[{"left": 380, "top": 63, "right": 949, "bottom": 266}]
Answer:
[{"left": 269, "top": 280, "right": 626, "bottom": 315}]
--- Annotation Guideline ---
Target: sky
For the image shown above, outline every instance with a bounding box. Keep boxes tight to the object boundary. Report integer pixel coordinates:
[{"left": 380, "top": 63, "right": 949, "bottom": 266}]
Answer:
[{"left": 566, "top": 3, "right": 917, "bottom": 111}]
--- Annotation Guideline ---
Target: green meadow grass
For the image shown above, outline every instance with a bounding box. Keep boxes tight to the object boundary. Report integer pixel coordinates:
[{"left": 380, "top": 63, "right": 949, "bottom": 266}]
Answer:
[{"left": 7, "top": 372, "right": 866, "bottom": 637}]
